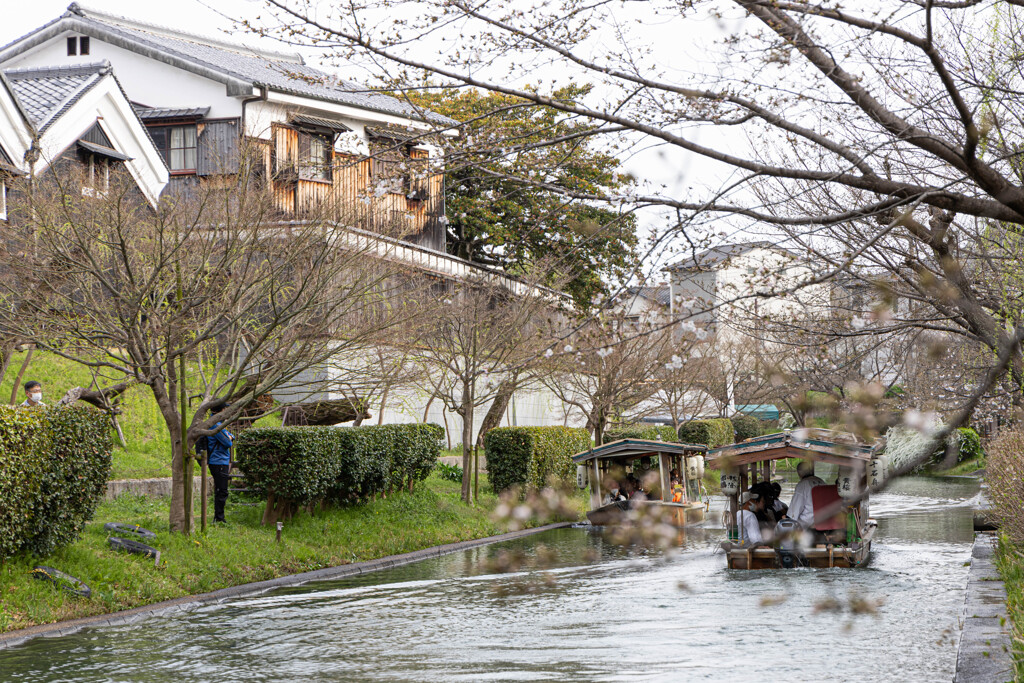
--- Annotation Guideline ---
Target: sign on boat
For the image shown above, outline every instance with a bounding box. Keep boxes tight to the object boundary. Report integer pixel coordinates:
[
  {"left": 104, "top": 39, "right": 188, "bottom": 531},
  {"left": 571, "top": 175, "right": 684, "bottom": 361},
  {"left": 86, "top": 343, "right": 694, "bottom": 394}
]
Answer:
[
  {"left": 572, "top": 438, "right": 708, "bottom": 526},
  {"left": 707, "top": 429, "right": 883, "bottom": 570}
]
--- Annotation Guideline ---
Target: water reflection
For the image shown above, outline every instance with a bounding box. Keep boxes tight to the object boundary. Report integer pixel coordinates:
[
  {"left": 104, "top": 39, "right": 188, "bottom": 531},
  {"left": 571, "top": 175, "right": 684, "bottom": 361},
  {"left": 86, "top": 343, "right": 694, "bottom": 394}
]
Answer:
[{"left": 0, "top": 475, "right": 979, "bottom": 682}]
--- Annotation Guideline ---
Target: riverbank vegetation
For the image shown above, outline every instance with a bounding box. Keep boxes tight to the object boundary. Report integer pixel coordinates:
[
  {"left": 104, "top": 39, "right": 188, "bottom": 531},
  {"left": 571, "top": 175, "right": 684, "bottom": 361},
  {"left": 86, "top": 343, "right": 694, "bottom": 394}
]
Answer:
[
  {"left": 995, "top": 537, "right": 1024, "bottom": 681},
  {"left": 0, "top": 472, "right": 561, "bottom": 634}
]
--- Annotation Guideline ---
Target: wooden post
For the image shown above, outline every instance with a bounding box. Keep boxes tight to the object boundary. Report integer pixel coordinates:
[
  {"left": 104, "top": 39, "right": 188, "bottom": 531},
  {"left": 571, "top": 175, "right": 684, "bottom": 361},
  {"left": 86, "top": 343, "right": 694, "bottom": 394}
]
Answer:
[
  {"left": 589, "top": 459, "right": 602, "bottom": 510},
  {"left": 659, "top": 453, "right": 671, "bottom": 502},
  {"left": 200, "top": 449, "right": 208, "bottom": 533}
]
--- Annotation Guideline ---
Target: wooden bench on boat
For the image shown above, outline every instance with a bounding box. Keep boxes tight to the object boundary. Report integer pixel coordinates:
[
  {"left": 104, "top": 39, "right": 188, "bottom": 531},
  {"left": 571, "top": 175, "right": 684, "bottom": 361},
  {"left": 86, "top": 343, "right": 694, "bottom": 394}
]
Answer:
[
  {"left": 572, "top": 438, "right": 708, "bottom": 527},
  {"left": 707, "top": 429, "right": 881, "bottom": 569}
]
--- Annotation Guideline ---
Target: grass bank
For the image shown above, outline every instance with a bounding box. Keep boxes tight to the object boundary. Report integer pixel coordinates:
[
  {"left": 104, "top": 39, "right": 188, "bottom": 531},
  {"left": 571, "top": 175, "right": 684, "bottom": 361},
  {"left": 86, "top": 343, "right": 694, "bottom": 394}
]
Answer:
[
  {"left": 0, "top": 472, "right": 556, "bottom": 634},
  {"left": 924, "top": 456, "right": 986, "bottom": 477},
  {"left": 995, "top": 536, "right": 1024, "bottom": 680}
]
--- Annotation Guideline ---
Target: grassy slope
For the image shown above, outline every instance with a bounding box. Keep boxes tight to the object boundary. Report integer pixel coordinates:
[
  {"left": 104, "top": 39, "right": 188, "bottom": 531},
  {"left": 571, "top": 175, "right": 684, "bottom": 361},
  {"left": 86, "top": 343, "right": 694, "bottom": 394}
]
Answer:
[
  {"left": 0, "top": 350, "right": 172, "bottom": 479},
  {"left": 0, "top": 472, "right": 521, "bottom": 633},
  {"left": 995, "top": 537, "right": 1024, "bottom": 680}
]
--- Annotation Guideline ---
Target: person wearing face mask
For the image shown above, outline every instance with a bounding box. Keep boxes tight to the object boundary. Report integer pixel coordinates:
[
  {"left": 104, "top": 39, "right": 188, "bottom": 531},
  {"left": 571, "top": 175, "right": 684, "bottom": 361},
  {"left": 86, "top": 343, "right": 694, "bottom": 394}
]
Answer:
[{"left": 20, "top": 381, "right": 45, "bottom": 407}]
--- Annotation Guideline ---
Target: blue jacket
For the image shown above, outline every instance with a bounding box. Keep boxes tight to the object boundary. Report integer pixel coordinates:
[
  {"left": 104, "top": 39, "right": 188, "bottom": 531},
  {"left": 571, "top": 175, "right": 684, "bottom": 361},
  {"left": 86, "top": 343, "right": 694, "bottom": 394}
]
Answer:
[{"left": 200, "top": 423, "right": 234, "bottom": 466}]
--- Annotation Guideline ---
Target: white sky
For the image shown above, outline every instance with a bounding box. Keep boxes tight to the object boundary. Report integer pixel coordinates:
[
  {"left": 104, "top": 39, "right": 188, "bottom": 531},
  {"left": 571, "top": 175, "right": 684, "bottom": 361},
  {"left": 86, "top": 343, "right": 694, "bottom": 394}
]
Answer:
[{"left": 3, "top": 1, "right": 756, "bottom": 279}]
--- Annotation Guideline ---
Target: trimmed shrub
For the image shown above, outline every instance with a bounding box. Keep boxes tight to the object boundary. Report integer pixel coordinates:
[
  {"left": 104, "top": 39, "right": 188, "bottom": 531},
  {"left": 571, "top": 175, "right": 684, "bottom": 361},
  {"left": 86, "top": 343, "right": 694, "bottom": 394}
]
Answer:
[
  {"left": 236, "top": 423, "right": 443, "bottom": 521},
  {"left": 604, "top": 424, "right": 679, "bottom": 443},
  {"left": 678, "top": 418, "right": 734, "bottom": 447},
  {"left": 0, "top": 406, "right": 112, "bottom": 560},
  {"left": 730, "top": 415, "right": 762, "bottom": 442},
  {"left": 486, "top": 426, "right": 591, "bottom": 494},
  {"left": 235, "top": 426, "right": 344, "bottom": 511}
]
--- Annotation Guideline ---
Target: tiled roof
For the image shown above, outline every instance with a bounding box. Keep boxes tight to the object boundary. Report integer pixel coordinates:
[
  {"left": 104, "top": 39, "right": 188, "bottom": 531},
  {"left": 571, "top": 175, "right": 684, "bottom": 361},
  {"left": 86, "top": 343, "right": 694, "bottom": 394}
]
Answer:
[
  {"left": 626, "top": 285, "right": 671, "bottom": 306},
  {"left": 3, "top": 61, "right": 107, "bottom": 131},
  {"left": 0, "top": 4, "right": 456, "bottom": 128},
  {"left": 134, "top": 106, "right": 210, "bottom": 120},
  {"left": 666, "top": 241, "right": 792, "bottom": 271},
  {"left": 290, "top": 113, "right": 351, "bottom": 132}
]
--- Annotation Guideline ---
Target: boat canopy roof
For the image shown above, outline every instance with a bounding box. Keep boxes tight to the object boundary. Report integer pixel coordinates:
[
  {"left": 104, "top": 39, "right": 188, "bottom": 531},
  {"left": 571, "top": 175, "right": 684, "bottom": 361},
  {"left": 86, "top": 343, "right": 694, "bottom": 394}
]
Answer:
[
  {"left": 571, "top": 438, "right": 707, "bottom": 464},
  {"left": 706, "top": 429, "right": 881, "bottom": 469}
]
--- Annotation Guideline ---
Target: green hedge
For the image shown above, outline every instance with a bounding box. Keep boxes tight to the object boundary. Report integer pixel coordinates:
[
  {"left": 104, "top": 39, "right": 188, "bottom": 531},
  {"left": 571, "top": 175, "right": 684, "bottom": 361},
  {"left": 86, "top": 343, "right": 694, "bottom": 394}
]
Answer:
[
  {"left": 730, "top": 415, "right": 762, "bottom": 442},
  {"left": 678, "top": 418, "right": 735, "bottom": 447},
  {"left": 485, "top": 426, "right": 591, "bottom": 494},
  {"left": 236, "top": 423, "right": 443, "bottom": 511},
  {"left": 604, "top": 424, "right": 679, "bottom": 443},
  {"left": 0, "top": 406, "right": 112, "bottom": 560}
]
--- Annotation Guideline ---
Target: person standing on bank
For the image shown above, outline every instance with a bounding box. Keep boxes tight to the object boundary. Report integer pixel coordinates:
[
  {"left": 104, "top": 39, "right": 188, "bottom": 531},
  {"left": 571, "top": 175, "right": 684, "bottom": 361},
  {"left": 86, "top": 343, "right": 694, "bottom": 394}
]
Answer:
[
  {"left": 20, "top": 381, "right": 45, "bottom": 407},
  {"left": 200, "top": 418, "right": 234, "bottom": 524}
]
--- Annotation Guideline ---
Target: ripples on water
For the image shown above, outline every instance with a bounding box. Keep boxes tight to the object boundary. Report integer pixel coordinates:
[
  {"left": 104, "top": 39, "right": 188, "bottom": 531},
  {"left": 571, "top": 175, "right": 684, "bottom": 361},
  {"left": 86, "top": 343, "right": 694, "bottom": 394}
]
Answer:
[{"left": 0, "top": 476, "right": 980, "bottom": 682}]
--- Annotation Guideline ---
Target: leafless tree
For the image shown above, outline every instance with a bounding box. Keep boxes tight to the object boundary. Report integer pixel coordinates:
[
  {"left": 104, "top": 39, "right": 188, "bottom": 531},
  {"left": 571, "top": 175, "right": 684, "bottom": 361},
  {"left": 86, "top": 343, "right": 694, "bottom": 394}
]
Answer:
[
  {"left": 412, "top": 277, "right": 553, "bottom": 502},
  {"left": 0, "top": 162, "right": 414, "bottom": 533},
  {"left": 542, "top": 311, "right": 674, "bottom": 445}
]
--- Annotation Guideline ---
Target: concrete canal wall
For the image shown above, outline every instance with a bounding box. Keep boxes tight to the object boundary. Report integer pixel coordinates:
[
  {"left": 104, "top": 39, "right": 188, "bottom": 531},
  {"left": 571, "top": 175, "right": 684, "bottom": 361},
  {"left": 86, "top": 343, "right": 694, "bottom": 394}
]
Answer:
[
  {"left": 955, "top": 532, "right": 1014, "bottom": 683},
  {"left": 0, "top": 521, "right": 575, "bottom": 650},
  {"left": 103, "top": 477, "right": 212, "bottom": 501}
]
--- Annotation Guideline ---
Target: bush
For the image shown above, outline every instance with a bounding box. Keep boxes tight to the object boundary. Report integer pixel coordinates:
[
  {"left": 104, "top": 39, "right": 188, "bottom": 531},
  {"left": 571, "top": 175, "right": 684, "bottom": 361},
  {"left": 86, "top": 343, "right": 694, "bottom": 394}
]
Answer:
[
  {"left": 986, "top": 428, "right": 1024, "bottom": 542},
  {"left": 730, "top": 415, "right": 762, "bottom": 442},
  {"left": 485, "top": 426, "right": 591, "bottom": 494},
  {"left": 604, "top": 424, "right": 679, "bottom": 443},
  {"left": 436, "top": 461, "right": 463, "bottom": 482},
  {"left": 236, "top": 423, "right": 443, "bottom": 520},
  {"left": 954, "top": 427, "right": 983, "bottom": 463},
  {"left": 0, "top": 406, "right": 112, "bottom": 560},
  {"left": 678, "top": 418, "right": 734, "bottom": 447}
]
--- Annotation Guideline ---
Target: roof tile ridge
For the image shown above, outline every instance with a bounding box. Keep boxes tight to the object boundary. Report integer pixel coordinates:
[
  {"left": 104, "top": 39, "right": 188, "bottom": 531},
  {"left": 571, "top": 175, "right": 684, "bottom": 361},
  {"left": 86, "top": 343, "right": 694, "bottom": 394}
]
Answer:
[
  {"left": 69, "top": 2, "right": 305, "bottom": 64},
  {"left": 4, "top": 60, "right": 112, "bottom": 80},
  {"left": 34, "top": 66, "right": 106, "bottom": 133}
]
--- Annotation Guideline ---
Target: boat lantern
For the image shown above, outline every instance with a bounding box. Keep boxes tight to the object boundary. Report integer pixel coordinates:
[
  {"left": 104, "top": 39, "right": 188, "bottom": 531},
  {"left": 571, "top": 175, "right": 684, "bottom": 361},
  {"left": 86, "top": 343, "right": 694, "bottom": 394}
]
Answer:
[
  {"left": 685, "top": 455, "right": 705, "bottom": 482},
  {"left": 720, "top": 467, "right": 740, "bottom": 496},
  {"left": 576, "top": 464, "right": 589, "bottom": 490},
  {"left": 837, "top": 466, "right": 863, "bottom": 500},
  {"left": 868, "top": 457, "right": 888, "bottom": 489}
]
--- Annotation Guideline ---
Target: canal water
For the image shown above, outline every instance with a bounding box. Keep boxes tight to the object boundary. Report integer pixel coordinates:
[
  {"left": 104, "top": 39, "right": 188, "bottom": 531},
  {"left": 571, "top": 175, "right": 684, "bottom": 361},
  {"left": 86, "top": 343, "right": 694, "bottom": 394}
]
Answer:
[{"left": 0, "top": 475, "right": 980, "bottom": 682}]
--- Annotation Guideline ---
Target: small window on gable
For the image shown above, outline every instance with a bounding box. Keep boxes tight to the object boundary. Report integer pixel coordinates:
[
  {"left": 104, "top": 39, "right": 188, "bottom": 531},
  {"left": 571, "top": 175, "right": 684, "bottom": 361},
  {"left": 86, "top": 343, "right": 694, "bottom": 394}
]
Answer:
[
  {"left": 81, "top": 154, "right": 109, "bottom": 198},
  {"left": 67, "top": 36, "right": 77, "bottom": 56},
  {"left": 80, "top": 37, "right": 90, "bottom": 55},
  {"left": 0, "top": 179, "right": 7, "bottom": 221}
]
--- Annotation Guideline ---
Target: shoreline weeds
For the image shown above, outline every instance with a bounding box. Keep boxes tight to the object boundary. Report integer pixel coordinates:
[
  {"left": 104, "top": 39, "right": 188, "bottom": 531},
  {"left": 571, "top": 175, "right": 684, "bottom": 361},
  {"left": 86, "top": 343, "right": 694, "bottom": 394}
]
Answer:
[{"left": 0, "top": 521, "right": 574, "bottom": 650}]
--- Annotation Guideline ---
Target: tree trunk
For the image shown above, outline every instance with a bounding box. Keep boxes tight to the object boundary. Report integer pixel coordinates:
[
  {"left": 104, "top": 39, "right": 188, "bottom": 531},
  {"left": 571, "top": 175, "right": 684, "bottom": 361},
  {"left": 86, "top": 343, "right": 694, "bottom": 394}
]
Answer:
[
  {"left": 460, "top": 382, "right": 474, "bottom": 503},
  {"left": 475, "top": 378, "right": 516, "bottom": 447},
  {"left": 0, "top": 341, "right": 17, "bottom": 392},
  {"left": 9, "top": 346, "right": 33, "bottom": 405},
  {"left": 377, "top": 386, "right": 389, "bottom": 425},
  {"left": 168, "top": 416, "right": 189, "bottom": 533}
]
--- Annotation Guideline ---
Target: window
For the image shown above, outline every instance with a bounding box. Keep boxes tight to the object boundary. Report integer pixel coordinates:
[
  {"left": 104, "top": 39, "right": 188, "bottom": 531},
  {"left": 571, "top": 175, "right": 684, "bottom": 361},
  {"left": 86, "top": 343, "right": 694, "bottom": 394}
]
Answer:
[
  {"left": 66, "top": 36, "right": 89, "bottom": 56},
  {"left": 148, "top": 125, "right": 197, "bottom": 172},
  {"left": 0, "top": 179, "right": 6, "bottom": 221},
  {"left": 298, "top": 131, "right": 332, "bottom": 181},
  {"left": 82, "top": 155, "right": 109, "bottom": 198}
]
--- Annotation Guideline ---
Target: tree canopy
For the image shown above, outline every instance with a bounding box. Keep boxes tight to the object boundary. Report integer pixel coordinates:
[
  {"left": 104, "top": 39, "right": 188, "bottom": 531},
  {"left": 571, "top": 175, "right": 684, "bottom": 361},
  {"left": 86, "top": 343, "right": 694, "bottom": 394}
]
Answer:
[{"left": 406, "top": 85, "right": 640, "bottom": 309}]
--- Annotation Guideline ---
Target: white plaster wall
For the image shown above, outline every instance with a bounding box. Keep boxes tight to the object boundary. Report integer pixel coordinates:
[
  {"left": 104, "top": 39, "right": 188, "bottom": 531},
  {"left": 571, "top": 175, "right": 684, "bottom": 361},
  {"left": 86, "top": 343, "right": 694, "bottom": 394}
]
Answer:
[{"left": 2, "top": 32, "right": 242, "bottom": 118}]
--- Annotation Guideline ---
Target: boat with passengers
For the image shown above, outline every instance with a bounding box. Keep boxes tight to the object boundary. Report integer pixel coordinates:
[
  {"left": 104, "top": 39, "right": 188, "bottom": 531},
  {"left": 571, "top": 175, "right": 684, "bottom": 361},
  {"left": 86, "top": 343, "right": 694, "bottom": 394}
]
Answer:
[
  {"left": 706, "top": 429, "right": 884, "bottom": 569},
  {"left": 572, "top": 438, "right": 709, "bottom": 527}
]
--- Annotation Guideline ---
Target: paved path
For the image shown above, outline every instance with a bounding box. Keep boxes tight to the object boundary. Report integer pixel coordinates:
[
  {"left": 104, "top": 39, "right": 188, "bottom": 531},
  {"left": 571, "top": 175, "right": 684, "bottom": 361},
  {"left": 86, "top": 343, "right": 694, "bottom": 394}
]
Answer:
[{"left": 955, "top": 532, "right": 1015, "bottom": 682}]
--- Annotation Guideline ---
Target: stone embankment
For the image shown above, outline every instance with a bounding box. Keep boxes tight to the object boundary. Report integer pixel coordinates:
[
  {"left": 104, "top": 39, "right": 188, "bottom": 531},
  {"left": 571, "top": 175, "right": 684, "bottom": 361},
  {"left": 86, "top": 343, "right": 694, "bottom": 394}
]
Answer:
[{"left": 955, "top": 532, "right": 1014, "bottom": 683}]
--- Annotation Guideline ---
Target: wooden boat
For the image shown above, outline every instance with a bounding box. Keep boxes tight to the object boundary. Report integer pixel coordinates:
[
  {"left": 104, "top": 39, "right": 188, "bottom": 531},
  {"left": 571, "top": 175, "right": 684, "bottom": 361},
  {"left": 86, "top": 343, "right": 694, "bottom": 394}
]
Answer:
[
  {"left": 572, "top": 438, "right": 709, "bottom": 527},
  {"left": 706, "top": 430, "right": 881, "bottom": 570}
]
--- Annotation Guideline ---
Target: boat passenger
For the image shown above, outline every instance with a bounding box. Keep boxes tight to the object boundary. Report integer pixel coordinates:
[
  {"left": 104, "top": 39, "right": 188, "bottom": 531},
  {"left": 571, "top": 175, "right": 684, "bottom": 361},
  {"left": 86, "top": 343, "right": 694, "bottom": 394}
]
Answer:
[
  {"left": 736, "top": 491, "right": 763, "bottom": 546},
  {"left": 787, "top": 461, "right": 825, "bottom": 529},
  {"left": 603, "top": 479, "right": 627, "bottom": 505},
  {"left": 771, "top": 482, "right": 788, "bottom": 517},
  {"left": 750, "top": 482, "right": 777, "bottom": 539},
  {"left": 671, "top": 476, "right": 685, "bottom": 503}
]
